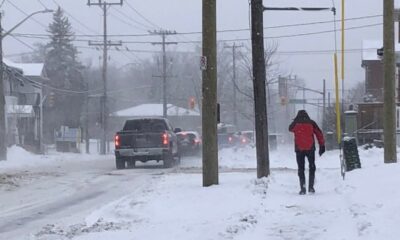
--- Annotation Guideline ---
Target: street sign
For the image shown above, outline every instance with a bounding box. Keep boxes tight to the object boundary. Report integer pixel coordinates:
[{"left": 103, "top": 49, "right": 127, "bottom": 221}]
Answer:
[
  {"left": 200, "top": 56, "right": 207, "bottom": 70},
  {"left": 289, "top": 99, "right": 307, "bottom": 104}
]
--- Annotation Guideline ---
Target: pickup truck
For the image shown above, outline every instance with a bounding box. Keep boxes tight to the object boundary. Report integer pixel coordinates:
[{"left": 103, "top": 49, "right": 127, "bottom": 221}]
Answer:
[{"left": 114, "top": 118, "right": 181, "bottom": 169}]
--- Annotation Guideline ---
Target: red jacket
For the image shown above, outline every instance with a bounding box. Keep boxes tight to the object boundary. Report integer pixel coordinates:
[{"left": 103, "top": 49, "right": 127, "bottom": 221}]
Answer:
[{"left": 289, "top": 119, "right": 324, "bottom": 152}]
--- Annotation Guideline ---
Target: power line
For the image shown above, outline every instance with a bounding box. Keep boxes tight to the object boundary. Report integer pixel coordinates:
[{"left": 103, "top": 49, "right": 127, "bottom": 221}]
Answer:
[
  {"left": 8, "top": 33, "right": 380, "bottom": 57},
  {"left": 6, "top": 0, "right": 48, "bottom": 28},
  {"left": 10, "top": 35, "right": 36, "bottom": 50},
  {"left": 109, "top": 11, "right": 148, "bottom": 31},
  {"left": 8, "top": 30, "right": 380, "bottom": 58},
  {"left": 7, "top": 14, "right": 382, "bottom": 39},
  {"left": 10, "top": 22, "right": 382, "bottom": 45},
  {"left": 112, "top": 7, "right": 152, "bottom": 30},
  {"left": 37, "top": 0, "right": 47, "bottom": 9},
  {"left": 124, "top": 0, "right": 160, "bottom": 29},
  {"left": 52, "top": 0, "right": 100, "bottom": 35}
]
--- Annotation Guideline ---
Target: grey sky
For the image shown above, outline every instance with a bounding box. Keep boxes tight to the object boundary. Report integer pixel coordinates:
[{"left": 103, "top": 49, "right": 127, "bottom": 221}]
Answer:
[{"left": 0, "top": 0, "right": 385, "bottom": 94}]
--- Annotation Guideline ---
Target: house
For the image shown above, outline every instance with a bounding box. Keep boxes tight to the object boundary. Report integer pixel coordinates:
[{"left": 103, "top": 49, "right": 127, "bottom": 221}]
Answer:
[
  {"left": 3, "top": 59, "right": 47, "bottom": 152},
  {"left": 110, "top": 103, "right": 201, "bottom": 133}
]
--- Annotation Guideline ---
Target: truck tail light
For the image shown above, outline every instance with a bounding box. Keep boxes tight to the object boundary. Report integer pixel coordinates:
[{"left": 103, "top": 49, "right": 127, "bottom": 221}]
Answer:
[
  {"left": 115, "top": 135, "right": 120, "bottom": 148},
  {"left": 162, "top": 132, "right": 169, "bottom": 146}
]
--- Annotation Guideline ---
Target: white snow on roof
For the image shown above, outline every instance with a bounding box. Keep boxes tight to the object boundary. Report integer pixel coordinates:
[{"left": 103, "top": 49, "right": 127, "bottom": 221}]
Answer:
[
  {"left": 3, "top": 58, "right": 44, "bottom": 77},
  {"left": 111, "top": 103, "right": 200, "bottom": 117},
  {"left": 362, "top": 40, "right": 400, "bottom": 61}
]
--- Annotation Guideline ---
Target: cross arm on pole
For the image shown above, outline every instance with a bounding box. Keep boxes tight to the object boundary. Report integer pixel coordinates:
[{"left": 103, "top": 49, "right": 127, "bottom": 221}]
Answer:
[
  {"left": 151, "top": 42, "right": 178, "bottom": 45},
  {"left": 88, "top": 40, "right": 122, "bottom": 46},
  {"left": 263, "top": 6, "right": 335, "bottom": 13},
  {"left": 87, "top": 0, "right": 123, "bottom": 6}
]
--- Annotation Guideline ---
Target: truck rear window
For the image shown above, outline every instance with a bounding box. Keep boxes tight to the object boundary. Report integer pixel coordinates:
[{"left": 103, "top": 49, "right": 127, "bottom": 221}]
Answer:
[{"left": 123, "top": 119, "right": 168, "bottom": 132}]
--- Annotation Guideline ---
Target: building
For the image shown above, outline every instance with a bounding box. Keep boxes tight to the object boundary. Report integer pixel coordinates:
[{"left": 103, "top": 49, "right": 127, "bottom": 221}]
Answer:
[
  {"left": 354, "top": 40, "right": 400, "bottom": 144},
  {"left": 3, "top": 59, "right": 47, "bottom": 152},
  {"left": 361, "top": 40, "right": 400, "bottom": 102}
]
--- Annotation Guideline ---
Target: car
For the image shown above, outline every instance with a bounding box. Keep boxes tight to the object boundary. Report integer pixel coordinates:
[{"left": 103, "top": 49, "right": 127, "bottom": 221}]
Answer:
[
  {"left": 176, "top": 131, "right": 202, "bottom": 155},
  {"left": 114, "top": 118, "right": 181, "bottom": 169},
  {"left": 217, "top": 123, "right": 239, "bottom": 148},
  {"left": 237, "top": 130, "right": 255, "bottom": 146}
]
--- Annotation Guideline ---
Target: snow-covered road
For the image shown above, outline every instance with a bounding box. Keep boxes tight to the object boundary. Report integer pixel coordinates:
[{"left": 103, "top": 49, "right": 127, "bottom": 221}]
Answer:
[{"left": 0, "top": 149, "right": 173, "bottom": 240}]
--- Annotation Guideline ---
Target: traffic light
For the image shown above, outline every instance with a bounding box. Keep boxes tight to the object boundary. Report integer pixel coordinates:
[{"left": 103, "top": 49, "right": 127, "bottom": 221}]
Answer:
[
  {"left": 280, "top": 96, "right": 287, "bottom": 106},
  {"left": 189, "top": 97, "right": 196, "bottom": 109},
  {"left": 48, "top": 92, "right": 56, "bottom": 107}
]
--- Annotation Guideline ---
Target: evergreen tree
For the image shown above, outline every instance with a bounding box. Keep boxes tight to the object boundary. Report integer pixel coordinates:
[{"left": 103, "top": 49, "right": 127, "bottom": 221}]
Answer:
[{"left": 44, "top": 7, "right": 85, "bottom": 140}]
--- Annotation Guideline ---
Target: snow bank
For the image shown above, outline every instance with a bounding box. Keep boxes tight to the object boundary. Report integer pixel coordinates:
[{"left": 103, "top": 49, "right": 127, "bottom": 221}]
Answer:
[
  {"left": 0, "top": 145, "right": 111, "bottom": 172},
  {"left": 76, "top": 146, "right": 400, "bottom": 240}
]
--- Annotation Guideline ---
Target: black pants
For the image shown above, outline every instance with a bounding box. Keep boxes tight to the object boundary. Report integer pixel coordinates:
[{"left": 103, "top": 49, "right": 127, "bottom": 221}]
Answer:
[{"left": 296, "top": 150, "right": 316, "bottom": 189}]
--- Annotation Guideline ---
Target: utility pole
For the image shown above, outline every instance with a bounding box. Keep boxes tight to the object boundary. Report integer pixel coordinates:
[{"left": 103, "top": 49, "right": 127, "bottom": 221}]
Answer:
[
  {"left": 397, "top": 9, "right": 400, "bottom": 103},
  {"left": 202, "top": 0, "right": 218, "bottom": 186},
  {"left": 251, "top": 0, "right": 270, "bottom": 178},
  {"left": 322, "top": 79, "right": 326, "bottom": 133},
  {"left": 383, "top": 0, "right": 397, "bottom": 163},
  {"left": 224, "top": 43, "right": 242, "bottom": 127},
  {"left": 85, "top": 81, "right": 90, "bottom": 154},
  {"left": 150, "top": 30, "right": 177, "bottom": 118},
  {"left": 0, "top": 12, "right": 6, "bottom": 160},
  {"left": 88, "top": 0, "right": 123, "bottom": 155}
]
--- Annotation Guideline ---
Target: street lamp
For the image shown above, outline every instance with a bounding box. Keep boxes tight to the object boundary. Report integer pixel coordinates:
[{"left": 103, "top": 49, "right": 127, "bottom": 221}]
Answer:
[{"left": 0, "top": 9, "right": 53, "bottom": 160}]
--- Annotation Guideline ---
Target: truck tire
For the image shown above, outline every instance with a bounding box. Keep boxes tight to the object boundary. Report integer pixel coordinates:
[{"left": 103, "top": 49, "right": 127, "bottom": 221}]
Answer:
[
  {"left": 127, "top": 159, "right": 136, "bottom": 169},
  {"left": 163, "top": 151, "right": 173, "bottom": 168},
  {"left": 116, "top": 157, "right": 126, "bottom": 170}
]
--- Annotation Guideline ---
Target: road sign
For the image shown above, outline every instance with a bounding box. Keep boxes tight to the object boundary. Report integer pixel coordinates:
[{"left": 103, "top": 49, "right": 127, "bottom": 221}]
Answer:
[
  {"left": 289, "top": 99, "right": 307, "bottom": 104},
  {"left": 200, "top": 56, "right": 207, "bottom": 70}
]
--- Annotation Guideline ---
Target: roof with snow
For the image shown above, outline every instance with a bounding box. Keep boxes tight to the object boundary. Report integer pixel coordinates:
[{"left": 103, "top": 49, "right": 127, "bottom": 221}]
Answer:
[
  {"left": 3, "top": 58, "right": 45, "bottom": 77},
  {"left": 111, "top": 103, "right": 200, "bottom": 117},
  {"left": 362, "top": 40, "right": 400, "bottom": 61}
]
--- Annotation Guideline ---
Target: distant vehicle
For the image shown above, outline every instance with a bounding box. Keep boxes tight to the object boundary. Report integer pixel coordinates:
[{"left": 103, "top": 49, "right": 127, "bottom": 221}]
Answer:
[
  {"left": 237, "top": 130, "right": 255, "bottom": 146},
  {"left": 217, "top": 123, "right": 239, "bottom": 148},
  {"left": 176, "top": 131, "right": 202, "bottom": 155},
  {"left": 114, "top": 118, "right": 181, "bottom": 169}
]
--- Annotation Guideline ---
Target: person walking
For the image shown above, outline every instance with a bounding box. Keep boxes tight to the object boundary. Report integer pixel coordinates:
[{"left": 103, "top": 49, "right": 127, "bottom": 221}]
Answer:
[{"left": 289, "top": 110, "right": 325, "bottom": 195}]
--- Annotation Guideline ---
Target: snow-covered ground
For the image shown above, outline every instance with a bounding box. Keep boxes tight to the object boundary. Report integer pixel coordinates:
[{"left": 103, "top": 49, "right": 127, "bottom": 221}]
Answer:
[{"left": 1, "top": 145, "right": 399, "bottom": 239}]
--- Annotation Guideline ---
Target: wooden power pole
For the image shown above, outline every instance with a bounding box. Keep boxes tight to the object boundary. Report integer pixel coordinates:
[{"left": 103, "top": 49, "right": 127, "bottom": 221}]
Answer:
[
  {"left": 251, "top": 0, "right": 270, "bottom": 178},
  {"left": 224, "top": 43, "right": 242, "bottom": 127},
  {"left": 383, "top": 0, "right": 397, "bottom": 163},
  {"left": 202, "top": 0, "right": 218, "bottom": 186},
  {"left": 150, "top": 30, "right": 177, "bottom": 118},
  {"left": 0, "top": 12, "right": 6, "bottom": 160},
  {"left": 88, "top": 0, "right": 122, "bottom": 155}
]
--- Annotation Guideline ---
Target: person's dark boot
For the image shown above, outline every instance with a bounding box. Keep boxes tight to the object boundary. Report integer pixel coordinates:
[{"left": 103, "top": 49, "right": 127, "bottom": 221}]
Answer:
[
  {"left": 309, "top": 170, "right": 315, "bottom": 194},
  {"left": 299, "top": 180, "right": 306, "bottom": 195}
]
